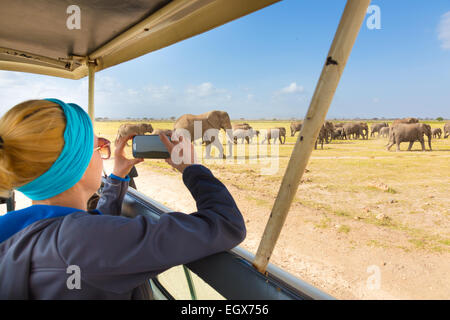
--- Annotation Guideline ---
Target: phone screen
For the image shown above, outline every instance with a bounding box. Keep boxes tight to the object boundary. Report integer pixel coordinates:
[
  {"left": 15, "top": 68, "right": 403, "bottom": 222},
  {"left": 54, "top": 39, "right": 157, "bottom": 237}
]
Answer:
[{"left": 132, "top": 135, "right": 170, "bottom": 159}]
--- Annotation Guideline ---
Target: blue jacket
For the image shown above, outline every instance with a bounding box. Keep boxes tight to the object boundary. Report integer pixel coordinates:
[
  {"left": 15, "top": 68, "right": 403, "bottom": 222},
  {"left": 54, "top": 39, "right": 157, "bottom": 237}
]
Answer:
[{"left": 0, "top": 164, "right": 246, "bottom": 299}]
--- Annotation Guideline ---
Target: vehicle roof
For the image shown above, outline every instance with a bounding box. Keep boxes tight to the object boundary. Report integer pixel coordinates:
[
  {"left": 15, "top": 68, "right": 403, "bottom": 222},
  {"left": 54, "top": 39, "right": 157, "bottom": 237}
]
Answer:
[{"left": 0, "top": 0, "right": 280, "bottom": 79}]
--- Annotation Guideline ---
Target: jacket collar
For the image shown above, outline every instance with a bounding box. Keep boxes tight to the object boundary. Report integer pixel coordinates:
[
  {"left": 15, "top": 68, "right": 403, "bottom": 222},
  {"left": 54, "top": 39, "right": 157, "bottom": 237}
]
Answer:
[{"left": 0, "top": 205, "right": 95, "bottom": 244}]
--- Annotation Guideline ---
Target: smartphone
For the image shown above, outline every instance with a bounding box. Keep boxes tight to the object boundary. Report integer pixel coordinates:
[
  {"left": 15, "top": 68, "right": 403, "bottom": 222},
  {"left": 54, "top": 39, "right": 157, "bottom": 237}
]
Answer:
[{"left": 132, "top": 135, "right": 171, "bottom": 159}]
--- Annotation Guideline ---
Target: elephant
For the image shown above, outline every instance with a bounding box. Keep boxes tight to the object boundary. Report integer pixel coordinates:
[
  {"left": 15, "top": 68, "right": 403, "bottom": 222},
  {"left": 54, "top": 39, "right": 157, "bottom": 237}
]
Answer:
[
  {"left": 392, "top": 117, "right": 419, "bottom": 125},
  {"left": 331, "top": 127, "right": 345, "bottom": 140},
  {"left": 387, "top": 123, "right": 432, "bottom": 151},
  {"left": 334, "top": 122, "right": 345, "bottom": 128},
  {"left": 315, "top": 121, "right": 335, "bottom": 149},
  {"left": 290, "top": 121, "right": 303, "bottom": 137},
  {"left": 233, "top": 128, "right": 259, "bottom": 144},
  {"left": 115, "top": 123, "right": 153, "bottom": 145},
  {"left": 232, "top": 123, "right": 255, "bottom": 143},
  {"left": 359, "top": 122, "right": 369, "bottom": 140},
  {"left": 432, "top": 128, "right": 442, "bottom": 139},
  {"left": 324, "top": 121, "right": 335, "bottom": 143},
  {"left": 343, "top": 122, "right": 365, "bottom": 140},
  {"left": 261, "top": 127, "right": 286, "bottom": 144},
  {"left": 444, "top": 122, "right": 450, "bottom": 139},
  {"left": 232, "top": 123, "right": 252, "bottom": 130},
  {"left": 379, "top": 126, "right": 390, "bottom": 138},
  {"left": 370, "top": 122, "right": 388, "bottom": 137},
  {"left": 114, "top": 123, "right": 153, "bottom": 188},
  {"left": 173, "top": 110, "right": 233, "bottom": 158}
]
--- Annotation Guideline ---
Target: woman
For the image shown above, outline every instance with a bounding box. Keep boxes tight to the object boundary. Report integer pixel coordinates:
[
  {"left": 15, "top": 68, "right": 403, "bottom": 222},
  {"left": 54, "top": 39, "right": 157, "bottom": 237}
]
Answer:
[{"left": 0, "top": 99, "right": 246, "bottom": 299}]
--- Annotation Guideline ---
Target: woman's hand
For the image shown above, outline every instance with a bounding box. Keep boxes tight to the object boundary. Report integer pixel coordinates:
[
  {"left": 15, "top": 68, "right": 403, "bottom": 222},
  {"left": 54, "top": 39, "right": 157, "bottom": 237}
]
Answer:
[
  {"left": 113, "top": 134, "right": 144, "bottom": 178},
  {"left": 160, "top": 133, "right": 198, "bottom": 173}
]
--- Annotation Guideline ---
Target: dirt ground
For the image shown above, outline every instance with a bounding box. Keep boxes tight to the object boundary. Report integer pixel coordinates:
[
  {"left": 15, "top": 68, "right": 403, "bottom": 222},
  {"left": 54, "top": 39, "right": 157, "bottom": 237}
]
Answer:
[
  {"left": 4, "top": 153, "right": 448, "bottom": 300},
  {"left": 103, "top": 153, "right": 449, "bottom": 300}
]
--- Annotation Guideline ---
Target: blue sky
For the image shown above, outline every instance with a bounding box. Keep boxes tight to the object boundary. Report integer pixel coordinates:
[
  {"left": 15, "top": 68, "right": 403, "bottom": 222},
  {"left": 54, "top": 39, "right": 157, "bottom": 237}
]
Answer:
[{"left": 1, "top": 0, "right": 449, "bottom": 119}]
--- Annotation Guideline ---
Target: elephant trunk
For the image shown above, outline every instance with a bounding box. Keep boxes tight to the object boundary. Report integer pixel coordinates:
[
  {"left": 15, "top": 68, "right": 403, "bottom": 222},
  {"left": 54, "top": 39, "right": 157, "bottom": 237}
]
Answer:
[
  {"left": 223, "top": 127, "right": 233, "bottom": 143},
  {"left": 427, "top": 133, "right": 432, "bottom": 151}
]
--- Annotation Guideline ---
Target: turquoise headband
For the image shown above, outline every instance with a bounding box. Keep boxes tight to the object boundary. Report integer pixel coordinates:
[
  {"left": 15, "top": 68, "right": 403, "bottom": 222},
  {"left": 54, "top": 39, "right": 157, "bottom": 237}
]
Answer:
[{"left": 17, "top": 98, "right": 94, "bottom": 200}]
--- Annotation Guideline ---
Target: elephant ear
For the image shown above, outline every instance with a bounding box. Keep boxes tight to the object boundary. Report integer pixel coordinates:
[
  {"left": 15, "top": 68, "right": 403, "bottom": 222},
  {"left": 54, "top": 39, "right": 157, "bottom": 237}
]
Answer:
[
  {"left": 207, "top": 111, "right": 222, "bottom": 129},
  {"left": 221, "top": 111, "right": 232, "bottom": 129}
]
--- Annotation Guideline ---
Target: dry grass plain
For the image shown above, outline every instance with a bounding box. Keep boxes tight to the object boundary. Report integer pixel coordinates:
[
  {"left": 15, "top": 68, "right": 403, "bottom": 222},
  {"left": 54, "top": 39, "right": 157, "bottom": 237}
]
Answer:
[{"left": 94, "top": 120, "right": 450, "bottom": 299}]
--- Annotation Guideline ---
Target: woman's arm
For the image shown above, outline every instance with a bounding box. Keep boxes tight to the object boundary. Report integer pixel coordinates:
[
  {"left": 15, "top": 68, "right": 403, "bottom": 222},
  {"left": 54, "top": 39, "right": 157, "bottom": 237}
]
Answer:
[
  {"left": 57, "top": 164, "right": 246, "bottom": 294},
  {"left": 95, "top": 134, "right": 143, "bottom": 215},
  {"left": 95, "top": 174, "right": 130, "bottom": 216}
]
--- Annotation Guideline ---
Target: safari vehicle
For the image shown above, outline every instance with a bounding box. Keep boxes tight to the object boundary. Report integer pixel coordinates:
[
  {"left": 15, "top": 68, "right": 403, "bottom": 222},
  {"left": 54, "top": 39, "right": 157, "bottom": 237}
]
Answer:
[{"left": 0, "top": 0, "right": 372, "bottom": 300}]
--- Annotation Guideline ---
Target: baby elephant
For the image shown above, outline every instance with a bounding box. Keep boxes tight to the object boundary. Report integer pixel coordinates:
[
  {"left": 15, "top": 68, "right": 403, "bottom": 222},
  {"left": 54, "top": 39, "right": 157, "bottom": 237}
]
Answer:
[
  {"left": 233, "top": 128, "right": 259, "bottom": 144},
  {"left": 370, "top": 122, "right": 388, "bottom": 137},
  {"left": 432, "top": 128, "right": 442, "bottom": 139},
  {"left": 261, "top": 127, "right": 286, "bottom": 144},
  {"left": 379, "top": 126, "right": 390, "bottom": 138}
]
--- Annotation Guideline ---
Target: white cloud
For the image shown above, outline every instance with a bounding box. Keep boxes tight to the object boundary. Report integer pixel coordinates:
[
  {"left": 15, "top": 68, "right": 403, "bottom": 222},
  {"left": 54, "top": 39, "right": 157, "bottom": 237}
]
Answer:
[
  {"left": 184, "top": 82, "right": 232, "bottom": 109},
  {"left": 438, "top": 11, "right": 450, "bottom": 50},
  {"left": 279, "top": 82, "right": 304, "bottom": 94},
  {"left": 196, "top": 82, "right": 214, "bottom": 97},
  {"left": 0, "top": 74, "right": 312, "bottom": 119},
  {"left": 127, "top": 88, "right": 138, "bottom": 96},
  {"left": 0, "top": 71, "right": 154, "bottom": 118},
  {"left": 146, "top": 85, "right": 172, "bottom": 100},
  {"left": 185, "top": 82, "right": 227, "bottom": 98},
  {"left": 0, "top": 71, "right": 88, "bottom": 115},
  {"left": 0, "top": 73, "right": 238, "bottom": 118}
]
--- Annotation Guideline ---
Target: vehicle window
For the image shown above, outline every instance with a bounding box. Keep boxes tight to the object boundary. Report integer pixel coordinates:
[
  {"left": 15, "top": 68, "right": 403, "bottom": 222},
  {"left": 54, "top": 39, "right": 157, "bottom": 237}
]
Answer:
[
  {"left": 89, "top": 0, "right": 449, "bottom": 300},
  {"left": 156, "top": 265, "right": 225, "bottom": 300}
]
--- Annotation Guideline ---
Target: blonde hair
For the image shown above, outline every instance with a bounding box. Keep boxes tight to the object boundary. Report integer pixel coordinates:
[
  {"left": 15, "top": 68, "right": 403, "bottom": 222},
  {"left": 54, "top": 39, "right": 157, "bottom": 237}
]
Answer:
[{"left": 0, "top": 100, "right": 65, "bottom": 198}]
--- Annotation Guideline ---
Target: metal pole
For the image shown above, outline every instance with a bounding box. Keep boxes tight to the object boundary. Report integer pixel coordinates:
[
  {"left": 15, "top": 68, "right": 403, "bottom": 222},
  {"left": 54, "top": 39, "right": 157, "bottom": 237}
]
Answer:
[
  {"left": 183, "top": 265, "right": 198, "bottom": 300},
  {"left": 88, "top": 61, "right": 96, "bottom": 122},
  {"left": 253, "top": 0, "right": 371, "bottom": 274}
]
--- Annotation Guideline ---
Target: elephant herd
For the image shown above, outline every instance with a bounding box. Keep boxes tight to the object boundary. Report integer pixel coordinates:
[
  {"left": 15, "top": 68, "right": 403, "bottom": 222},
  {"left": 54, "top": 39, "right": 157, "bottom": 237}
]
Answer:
[
  {"left": 115, "top": 111, "right": 450, "bottom": 158},
  {"left": 369, "top": 118, "right": 448, "bottom": 152},
  {"left": 289, "top": 117, "right": 449, "bottom": 152},
  {"left": 290, "top": 120, "right": 369, "bottom": 149},
  {"left": 116, "top": 111, "right": 294, "bottom": 157},
  {"left": 433, "top": 122, "right": 450, "bottom": 139}
]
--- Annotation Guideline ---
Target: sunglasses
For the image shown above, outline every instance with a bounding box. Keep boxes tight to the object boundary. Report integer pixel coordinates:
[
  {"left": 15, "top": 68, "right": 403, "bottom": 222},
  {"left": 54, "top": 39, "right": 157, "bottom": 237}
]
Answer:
[{"left": 94, "top": 137, "right": 111, "bottom": 160}]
